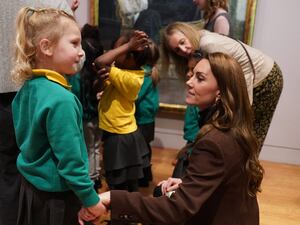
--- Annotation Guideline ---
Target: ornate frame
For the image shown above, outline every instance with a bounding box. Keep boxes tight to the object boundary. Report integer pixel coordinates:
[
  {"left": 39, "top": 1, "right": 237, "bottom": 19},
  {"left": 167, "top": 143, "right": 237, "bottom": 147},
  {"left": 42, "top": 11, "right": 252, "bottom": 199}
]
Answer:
[{"left": 89, "top": 0, "right": 258, "bottom": 114}]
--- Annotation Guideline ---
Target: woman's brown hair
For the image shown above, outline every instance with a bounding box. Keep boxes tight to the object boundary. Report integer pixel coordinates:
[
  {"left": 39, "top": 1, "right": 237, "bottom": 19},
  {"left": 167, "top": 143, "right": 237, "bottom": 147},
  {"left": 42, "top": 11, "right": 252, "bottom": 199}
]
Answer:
[
  {"left": 203, "top": 0, "right": 229, "bottom": 20},
  {"left": 196, "top": 52, "right": 264, "bottom": 196}
]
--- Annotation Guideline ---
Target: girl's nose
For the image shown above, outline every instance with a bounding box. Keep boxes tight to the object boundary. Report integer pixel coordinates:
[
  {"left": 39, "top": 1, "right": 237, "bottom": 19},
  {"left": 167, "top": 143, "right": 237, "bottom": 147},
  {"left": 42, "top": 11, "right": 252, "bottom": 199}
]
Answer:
[
  {"left": 79, "top": 47, "right": 85, "bottom": 57},
  {"left": 179, "top": 45, "right": 187, "bottom": 54}
]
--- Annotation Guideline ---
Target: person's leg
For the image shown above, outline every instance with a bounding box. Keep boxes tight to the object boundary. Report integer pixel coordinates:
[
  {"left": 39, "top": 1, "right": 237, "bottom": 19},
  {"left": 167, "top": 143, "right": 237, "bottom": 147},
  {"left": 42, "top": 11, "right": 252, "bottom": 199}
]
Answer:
[
  {"left": 138, "top": 124, "right": 154, "bottom": 187},
  {"left": 83, "top": 121, "right": 97, "bottom": 179},
  {"left": 252, "top": 63, "right": 283, "bottom": 150},
  {"left": 0, "top": 92, "right": 21, "bottom": 225},
  {"left": 108, "top": 181, "right": 128, "bottom": 191},
  {"left": 93, "top": 119, "right": 102, "bottom": 189},
  {"left": 127, "top": 180, "right": 139, "bottom": 192},
  {"left": 138, "top": 142, "right": 152, "bottom": 187}
]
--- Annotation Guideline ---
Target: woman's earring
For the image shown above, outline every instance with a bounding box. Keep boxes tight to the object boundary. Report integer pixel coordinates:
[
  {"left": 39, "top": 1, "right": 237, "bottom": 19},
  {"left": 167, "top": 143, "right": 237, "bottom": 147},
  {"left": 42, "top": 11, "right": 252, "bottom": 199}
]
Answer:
[{"left": 215, "top": 96, "right": 221, "bottom": 105}]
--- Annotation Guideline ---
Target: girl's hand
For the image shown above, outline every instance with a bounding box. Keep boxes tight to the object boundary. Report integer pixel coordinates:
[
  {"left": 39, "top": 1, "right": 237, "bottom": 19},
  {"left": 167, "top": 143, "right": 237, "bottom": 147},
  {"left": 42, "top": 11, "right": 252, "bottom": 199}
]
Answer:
[
  {"left": 128, "top": 30, "right": 149, "bottom": 51},
  {"left": 78, "top": 207, "right": 95, "bottom": 225},
  {"left": 95, "top": 66, "right": 110, "bottom": 81},
  {"left": 96, "top": 91, "right": 103, "bottom": 100},
  {"left": 71, "top": 0, "right": 80, "bottom": 12},
  {"left": 92, "top": 63, "right": 110, "bottom": 93},
  {"left": 158, "top": 178, "right": 183, "bottom": 195}
]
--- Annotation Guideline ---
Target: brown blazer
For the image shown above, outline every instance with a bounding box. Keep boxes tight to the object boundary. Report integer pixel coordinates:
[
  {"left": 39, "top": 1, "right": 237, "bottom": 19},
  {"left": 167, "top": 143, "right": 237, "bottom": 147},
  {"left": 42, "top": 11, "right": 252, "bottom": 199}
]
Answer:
[{"left": 111, "top": 128, "right": 259, "bottom": 225}]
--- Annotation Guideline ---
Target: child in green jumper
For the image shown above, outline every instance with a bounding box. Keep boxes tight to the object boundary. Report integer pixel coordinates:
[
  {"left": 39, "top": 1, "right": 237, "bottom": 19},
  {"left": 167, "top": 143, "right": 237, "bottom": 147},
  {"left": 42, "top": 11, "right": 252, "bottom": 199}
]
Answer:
[{"left": 11, "top": 7, "right": 105, "bottom": 225}]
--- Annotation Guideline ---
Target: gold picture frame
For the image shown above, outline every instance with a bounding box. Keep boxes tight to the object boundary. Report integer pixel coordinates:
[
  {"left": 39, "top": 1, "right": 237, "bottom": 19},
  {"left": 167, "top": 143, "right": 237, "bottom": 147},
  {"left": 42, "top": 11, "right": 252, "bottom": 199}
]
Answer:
[{"left": 90, "top": 0, "right": 258, "bottom": 114}]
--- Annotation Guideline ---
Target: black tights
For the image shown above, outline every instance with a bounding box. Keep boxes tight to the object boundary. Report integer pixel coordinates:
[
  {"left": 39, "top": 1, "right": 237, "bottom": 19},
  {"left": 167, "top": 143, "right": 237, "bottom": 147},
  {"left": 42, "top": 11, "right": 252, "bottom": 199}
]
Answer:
[{"left": 109, "top": 179, "right": 139, "bottom": 192}]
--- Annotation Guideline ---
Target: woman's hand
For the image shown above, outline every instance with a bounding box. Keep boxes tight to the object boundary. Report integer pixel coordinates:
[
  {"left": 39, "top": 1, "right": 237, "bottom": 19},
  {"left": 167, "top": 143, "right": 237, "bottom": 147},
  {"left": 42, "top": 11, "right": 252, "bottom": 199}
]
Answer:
[
  {"left": 99, "top": 191, "right": 111, "bottom": 208},
  {"left": 158, "top": 178, "right": 183, "bottom": 195},
  {"left": 128, "top": 30, "right": 149, "bottom": 51}
]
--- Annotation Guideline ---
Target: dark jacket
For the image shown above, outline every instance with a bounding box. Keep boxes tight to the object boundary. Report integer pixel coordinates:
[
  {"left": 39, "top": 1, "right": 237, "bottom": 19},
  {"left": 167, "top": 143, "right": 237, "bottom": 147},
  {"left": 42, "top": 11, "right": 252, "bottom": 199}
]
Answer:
[{"left": 110, "top": 128, "right": 259, "bottom": 225}]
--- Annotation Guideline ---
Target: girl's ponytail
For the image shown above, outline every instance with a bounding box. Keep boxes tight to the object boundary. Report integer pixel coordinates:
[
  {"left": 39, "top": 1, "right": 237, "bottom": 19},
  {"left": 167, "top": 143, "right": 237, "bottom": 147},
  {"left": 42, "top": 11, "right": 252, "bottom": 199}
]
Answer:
[{"left": 12, "top": 7, "right": 36, "bottom": 84}]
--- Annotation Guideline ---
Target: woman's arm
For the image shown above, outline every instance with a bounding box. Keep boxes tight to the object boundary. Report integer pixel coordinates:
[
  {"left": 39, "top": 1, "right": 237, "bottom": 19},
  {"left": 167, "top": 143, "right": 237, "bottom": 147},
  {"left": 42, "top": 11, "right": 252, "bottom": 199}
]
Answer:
[
  {"left": 214, "top": 16, "right": 230, "bottom": 36},
  {"left": 100, "top": 138, "right": 226, "bottom": 225}
]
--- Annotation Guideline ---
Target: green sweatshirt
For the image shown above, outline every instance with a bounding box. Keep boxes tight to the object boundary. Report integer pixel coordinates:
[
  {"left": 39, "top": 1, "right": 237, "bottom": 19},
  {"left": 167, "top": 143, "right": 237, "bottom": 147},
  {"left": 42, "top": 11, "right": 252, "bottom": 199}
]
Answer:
[
  {"left": 135, "top": 74, "right": 159, "bottom": 125},
  {"left": 12, "top": 69, "right": 99, "bottom": 207},
  {"left": 183, "top": 105, "right": 201, "bottom": 143}
]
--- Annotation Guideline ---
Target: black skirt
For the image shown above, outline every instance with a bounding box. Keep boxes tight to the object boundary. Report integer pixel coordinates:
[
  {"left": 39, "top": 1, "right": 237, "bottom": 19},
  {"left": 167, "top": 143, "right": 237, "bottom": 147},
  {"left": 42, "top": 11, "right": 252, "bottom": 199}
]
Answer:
[
  {"left": 102, "top": 129, "right": 150, "bottom": 186},
  {"left": 17, "top": 177, "right": 81, "bottom": 225}
]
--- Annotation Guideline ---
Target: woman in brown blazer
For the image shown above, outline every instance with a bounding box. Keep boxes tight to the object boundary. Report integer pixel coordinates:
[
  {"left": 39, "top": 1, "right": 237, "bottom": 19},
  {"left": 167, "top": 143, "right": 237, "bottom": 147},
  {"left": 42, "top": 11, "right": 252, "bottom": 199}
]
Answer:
[{"left": 79, "top": 52, "right": 264, "bottom": 225}]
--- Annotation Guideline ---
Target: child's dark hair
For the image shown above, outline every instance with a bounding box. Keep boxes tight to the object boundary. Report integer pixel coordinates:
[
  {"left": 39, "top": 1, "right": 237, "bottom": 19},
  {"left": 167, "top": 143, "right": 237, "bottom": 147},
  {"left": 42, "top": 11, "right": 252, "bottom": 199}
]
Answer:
[
  {"left": 121, "top": 30, "right": 160, "bottom": 86},
  {"left": 143, "top": 40, "right": 160, "bottom": 87},
  {"left": 81, "top": 24, "right": 103, "bottom": 69},
  {"left": 80, "top": 24, "right": 104, "bottom": 120}
]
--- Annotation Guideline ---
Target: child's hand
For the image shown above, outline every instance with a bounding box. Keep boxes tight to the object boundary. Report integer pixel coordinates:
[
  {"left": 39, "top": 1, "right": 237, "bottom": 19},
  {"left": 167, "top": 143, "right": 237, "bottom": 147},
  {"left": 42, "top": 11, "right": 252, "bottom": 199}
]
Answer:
[
  {"left": 92, "top": 63, "right": 110, "bottom": 93},
  {"left": 94, "top": 65, "right": 110, "bottom": 81},
  {"left": 78, "top": 207, "right": 95, "bottom": 225},
  {"left": 70, "top": 0, "right": 80, "bottom": 12},
  {"left": 128, "top": 30, "right": 149, "bottom": 51},
  {"left": 96, "top": 91, "right": 103, "bottom": 100},
  {"left": 78, "top": 201, "right": 108, "bottom": 224}
]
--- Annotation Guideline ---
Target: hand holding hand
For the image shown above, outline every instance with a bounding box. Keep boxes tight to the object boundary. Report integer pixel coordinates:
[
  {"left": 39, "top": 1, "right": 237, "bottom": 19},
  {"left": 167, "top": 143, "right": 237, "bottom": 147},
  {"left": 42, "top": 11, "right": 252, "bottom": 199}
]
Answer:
[{"left": 78, "top": 200, "right": 108, "bottom": 225}]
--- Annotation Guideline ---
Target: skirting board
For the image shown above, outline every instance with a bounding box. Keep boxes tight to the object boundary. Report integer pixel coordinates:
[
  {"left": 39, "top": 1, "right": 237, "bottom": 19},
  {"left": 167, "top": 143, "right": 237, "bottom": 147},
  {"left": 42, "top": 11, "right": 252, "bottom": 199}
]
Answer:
[{"left": 260, "top": 144, "right": 300, "bottom": 165}]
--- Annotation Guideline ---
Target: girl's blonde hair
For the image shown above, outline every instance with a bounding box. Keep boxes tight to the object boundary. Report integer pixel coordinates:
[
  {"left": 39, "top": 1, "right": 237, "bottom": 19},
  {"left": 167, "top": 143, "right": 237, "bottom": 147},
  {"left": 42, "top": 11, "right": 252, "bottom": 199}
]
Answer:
[
  {"left": 203, "top": 0, "right": 229, "bottom": 20},
  {"left": 11, "top": 7, "right": 76, "bottom": 84},
  {"left": 161, "top": 22, "right": 200, "bottom": 76},
  {"left": 196, "top": 52, "right": 264, "bottom": 196}
]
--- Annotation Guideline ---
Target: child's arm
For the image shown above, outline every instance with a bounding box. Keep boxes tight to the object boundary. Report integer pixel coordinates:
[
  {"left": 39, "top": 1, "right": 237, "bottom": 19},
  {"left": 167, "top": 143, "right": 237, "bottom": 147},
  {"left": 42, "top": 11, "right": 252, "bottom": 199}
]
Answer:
[{"left": 94, "top": 30, "right": 148, "bottom": 68}]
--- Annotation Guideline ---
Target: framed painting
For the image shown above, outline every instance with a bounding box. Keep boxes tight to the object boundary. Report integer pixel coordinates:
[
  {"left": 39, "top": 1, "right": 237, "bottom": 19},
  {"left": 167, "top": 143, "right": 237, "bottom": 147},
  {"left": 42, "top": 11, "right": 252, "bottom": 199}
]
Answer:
[{"left": 90, "top": 0, "right": 258, "bottom": 113}]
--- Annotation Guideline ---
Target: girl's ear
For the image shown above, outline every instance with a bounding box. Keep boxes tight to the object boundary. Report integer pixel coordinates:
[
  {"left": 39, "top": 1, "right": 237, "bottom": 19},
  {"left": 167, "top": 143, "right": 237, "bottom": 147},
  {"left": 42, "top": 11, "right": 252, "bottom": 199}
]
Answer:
[{"left": 39, "top": 39, "right": 54, "bottom": 56}]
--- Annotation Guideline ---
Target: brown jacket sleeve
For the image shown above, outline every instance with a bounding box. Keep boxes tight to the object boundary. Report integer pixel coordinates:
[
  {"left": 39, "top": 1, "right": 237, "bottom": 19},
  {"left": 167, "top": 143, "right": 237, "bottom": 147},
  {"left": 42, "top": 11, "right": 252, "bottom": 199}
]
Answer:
[{"left": 110, "top": 138, "right": 225, "bottom": 224}]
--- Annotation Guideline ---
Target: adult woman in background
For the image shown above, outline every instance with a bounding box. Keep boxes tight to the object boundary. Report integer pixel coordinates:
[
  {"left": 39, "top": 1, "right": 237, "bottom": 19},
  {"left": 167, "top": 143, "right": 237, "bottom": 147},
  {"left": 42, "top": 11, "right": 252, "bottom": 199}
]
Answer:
[
  {"left": 193, "top": 0, "right": 231, "bottom": 35},
  {"left": 161, "top": 22, "right": 283, "bottom": 149},
  {"left": 183, "top": 0, "right": 232, "bottom": 149},
  {"left": 79, "top": 52, "right": 264, "bottom": 225}
]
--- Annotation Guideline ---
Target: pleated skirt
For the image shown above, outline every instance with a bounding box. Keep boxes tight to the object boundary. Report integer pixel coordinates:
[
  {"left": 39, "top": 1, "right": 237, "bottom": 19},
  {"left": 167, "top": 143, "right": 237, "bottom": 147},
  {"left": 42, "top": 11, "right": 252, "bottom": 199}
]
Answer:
[
  {"left": 17, "top": 177, "right": 81, "bottom": 225},
  {"left": 102, "top": 129, "right": 150, "bottom": 186}
]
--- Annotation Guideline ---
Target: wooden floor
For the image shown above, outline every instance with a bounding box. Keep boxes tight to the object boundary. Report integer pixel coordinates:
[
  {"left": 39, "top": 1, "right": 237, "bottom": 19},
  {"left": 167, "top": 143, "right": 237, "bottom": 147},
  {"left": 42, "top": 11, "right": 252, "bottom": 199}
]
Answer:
[{"left": 137, "top": 147, "right": 300, "bottom": 225}]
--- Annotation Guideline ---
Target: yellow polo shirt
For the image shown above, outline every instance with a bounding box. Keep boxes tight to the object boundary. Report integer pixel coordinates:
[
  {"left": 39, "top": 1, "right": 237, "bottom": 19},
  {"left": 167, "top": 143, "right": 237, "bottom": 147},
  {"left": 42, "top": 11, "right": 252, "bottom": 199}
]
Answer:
[{"left": 99, "top": 66, "right": 144, "bottom": 134}]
